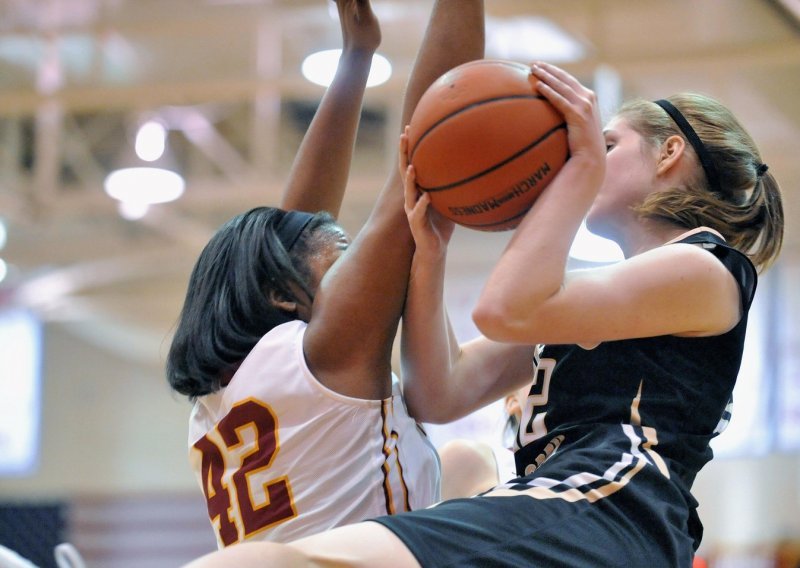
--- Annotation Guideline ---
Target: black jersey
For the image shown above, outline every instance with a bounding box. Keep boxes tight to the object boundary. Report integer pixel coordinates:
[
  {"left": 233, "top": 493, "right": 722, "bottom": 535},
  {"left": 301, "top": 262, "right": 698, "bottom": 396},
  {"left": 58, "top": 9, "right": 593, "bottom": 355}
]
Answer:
[
  {"left": 374, "top": 232, "right": 757, "bottom": 567},
  {"left": 511, "top": 231, "right": 756, "bottom": 543},
  {"left": 517, "top": 231, "right": 756, "bottom": 490}
]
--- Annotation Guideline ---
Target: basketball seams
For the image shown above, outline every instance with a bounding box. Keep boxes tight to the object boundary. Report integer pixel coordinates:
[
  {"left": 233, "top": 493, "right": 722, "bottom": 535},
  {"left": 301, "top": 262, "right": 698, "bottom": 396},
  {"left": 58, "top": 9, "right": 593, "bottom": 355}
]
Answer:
[
  {"left": 453, "top": 58, "right": 534, "bottom": 73},
  {"left": 407, "top": 59, "right": 569, "bottom": 231},
  {"left": 416, "top": 122, "right": 566, "bottom": 192},
  {"left": 458, "top": 207, "right": 531, "bottom": 230},
  {"left": 409, "top": 94, "right": 550, "bottom": 165}
]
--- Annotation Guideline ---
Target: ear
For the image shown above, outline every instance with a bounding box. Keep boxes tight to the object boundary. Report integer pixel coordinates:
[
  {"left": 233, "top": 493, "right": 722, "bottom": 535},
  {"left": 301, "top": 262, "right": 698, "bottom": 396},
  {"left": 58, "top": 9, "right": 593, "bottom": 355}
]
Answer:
[
  {"left": 655, "top": 134, "right": 686, "bottom": 176},
  {"left": 268, "top": 289, "right": 297, "bottom": 314},
  {"left": 504, "top": 394, "right": 520, "bottom": 417}
]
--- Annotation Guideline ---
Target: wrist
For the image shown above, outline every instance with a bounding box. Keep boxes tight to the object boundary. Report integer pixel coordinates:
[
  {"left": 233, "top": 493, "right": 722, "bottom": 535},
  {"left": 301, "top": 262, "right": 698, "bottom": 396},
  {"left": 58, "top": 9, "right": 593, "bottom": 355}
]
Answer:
[
  {"left": 556, "top": 154, "right": 605, "bottom": 197},
  {"left": 341, "top": 45, "right": 377, "bottom": 60},
  {"left": 411, "top": 246, "right": 447, "bottom": 273}
]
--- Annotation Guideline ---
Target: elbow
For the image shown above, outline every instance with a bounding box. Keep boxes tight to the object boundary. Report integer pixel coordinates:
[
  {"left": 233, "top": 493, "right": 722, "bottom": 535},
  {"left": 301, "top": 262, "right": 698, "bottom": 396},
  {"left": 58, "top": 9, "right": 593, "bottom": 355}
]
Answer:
[
  {"left": 473, "top": 285, "right": 557, "bottom": 343},
  {"left": 418, "top": 407, "right": 463, "bottom": 425},
  {"left": 472, "top": 300, "right": 521, "bottom": 343},
  {"left": 406, "top": 396, "right": 458, "bottom": 425},
  {"left": 404, "top": 387, "right": 466, "bottom": 424}
]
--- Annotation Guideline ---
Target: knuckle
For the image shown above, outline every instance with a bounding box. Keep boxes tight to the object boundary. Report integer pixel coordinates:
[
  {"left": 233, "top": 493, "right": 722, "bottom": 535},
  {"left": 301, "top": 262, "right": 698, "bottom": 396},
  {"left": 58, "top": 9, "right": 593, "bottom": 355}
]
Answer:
[{"left": 576, "top": 98, "right": 592, "bottom": 115}]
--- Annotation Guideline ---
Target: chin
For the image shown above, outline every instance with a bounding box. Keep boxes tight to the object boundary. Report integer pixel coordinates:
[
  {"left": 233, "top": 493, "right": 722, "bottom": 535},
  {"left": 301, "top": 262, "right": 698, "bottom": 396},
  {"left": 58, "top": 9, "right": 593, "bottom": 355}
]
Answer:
[{"left": 585, "top": 213, "right": 611, "bottom": 240}]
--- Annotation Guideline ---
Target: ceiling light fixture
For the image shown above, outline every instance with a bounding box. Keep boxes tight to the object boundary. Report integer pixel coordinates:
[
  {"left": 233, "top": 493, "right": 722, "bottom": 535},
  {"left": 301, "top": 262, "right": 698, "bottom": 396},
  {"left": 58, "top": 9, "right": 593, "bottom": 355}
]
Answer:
[
  {"left": 104, "top": 167, "right": 185, "bottom": 206},
  {"left": 134, "top": 120, "right": 167, "bottom": 162},
  {"left": 117, "top": 200, "right": 151, "bottom": 221},
  {"left": 301, "top": 49, "right": 391, "bottom": 88},
  {"left": 105, "top": 115, "right": 184, "bottom": 215}
]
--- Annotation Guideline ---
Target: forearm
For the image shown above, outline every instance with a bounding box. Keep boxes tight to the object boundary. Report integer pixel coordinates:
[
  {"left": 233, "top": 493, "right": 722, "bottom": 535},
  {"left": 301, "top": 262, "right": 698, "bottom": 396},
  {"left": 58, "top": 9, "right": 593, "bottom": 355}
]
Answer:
[
  {"left": 280, "top": 48, "right": 374, "bottom": 216},
  {"left": 404, "top": 310, "right": 538, "bottom": 423},
  {"left": 474, "top": 157, "right": 601, "bottom": 341},
  {"left": 397, "top": 0, "right": 486, "bottom": 417},
  {"left": 311, "top": 0, "right": 487, "bottom": 333},
  {"left": 400, "top": 0, "right": 484, "bottom": 128},
  {"left": 303, "top": 0, "right": 486, "bottom": 398},
  {"left": 380, "top": 0, "right": 486, "bottom": 220},
  {"left": 401, "top": 250, "right": 460, "bottom": 420}
]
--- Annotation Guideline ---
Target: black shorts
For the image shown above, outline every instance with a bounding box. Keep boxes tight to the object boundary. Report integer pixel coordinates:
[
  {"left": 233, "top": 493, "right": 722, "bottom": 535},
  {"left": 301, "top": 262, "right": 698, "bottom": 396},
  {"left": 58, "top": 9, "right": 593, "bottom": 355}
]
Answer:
[{"left": 372, "top": 435, "right": 697, "bottom": 568}]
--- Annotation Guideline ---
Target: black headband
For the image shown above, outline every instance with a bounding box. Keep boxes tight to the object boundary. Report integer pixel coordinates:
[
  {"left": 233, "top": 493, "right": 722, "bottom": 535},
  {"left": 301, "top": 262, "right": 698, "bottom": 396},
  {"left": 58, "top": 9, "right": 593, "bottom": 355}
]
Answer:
[
  {"left": 275, "top": 210, "right": 315, "bottom": 252},
  {"left": 654, "top": 99, "right": 722, "bottom": 194}
]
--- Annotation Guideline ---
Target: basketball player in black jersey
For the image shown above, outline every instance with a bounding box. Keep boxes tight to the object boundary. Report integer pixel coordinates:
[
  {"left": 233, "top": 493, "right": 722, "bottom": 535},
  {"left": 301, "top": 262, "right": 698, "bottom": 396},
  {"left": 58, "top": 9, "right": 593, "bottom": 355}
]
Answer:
[{"left": 183, "top": 51, "right": 784, "bottom": 568}]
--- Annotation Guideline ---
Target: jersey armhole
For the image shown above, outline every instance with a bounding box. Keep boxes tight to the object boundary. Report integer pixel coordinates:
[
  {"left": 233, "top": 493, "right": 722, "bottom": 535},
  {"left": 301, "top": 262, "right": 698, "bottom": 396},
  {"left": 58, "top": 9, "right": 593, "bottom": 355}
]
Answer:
[{"left": 678, "top": 231, "right": 757, "bottom": 311}]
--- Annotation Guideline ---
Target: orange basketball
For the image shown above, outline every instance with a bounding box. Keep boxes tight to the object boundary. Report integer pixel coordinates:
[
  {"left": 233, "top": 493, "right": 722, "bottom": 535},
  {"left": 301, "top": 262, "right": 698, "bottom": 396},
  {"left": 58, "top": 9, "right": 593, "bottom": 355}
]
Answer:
[{"left": 407, "top": 59, "right": 569, "bottom": 231}]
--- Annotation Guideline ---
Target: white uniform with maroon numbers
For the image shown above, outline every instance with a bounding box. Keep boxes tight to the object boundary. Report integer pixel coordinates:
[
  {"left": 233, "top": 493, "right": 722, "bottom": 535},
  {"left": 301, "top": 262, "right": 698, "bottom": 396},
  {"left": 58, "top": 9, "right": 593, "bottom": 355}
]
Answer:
[{"left": 188, "top": 320, "right": 441, "bottom": 547}]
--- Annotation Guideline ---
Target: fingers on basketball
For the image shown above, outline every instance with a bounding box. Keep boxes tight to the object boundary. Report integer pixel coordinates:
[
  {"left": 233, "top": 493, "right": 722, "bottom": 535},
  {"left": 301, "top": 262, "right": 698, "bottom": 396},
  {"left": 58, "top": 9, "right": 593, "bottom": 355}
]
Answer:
[{"left": 407, "top": 60, "right": 569, "bottom": 232}]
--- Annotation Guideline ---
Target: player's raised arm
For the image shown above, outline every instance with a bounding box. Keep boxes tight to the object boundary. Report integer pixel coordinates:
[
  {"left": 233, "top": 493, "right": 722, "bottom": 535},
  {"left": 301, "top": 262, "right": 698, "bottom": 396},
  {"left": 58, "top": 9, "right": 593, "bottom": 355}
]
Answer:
[
  {"left": 399, "top": 149, "right": 536, "bottom": 422},
  {"left": 279, "top": 0, "right": 380, "bottom": 217},
  {"left": 473, "top": 62, "right": 606, "bottom": 343},
  {"left": 303, "top": 0, "right": 486, "bottom": 399}
]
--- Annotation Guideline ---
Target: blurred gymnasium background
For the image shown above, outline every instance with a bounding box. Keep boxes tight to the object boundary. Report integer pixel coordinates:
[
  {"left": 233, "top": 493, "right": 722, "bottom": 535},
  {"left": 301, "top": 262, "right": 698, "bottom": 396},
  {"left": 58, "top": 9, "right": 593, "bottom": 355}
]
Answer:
[{"left": 0, "top": 1, "right": 798, "bottom": 566}]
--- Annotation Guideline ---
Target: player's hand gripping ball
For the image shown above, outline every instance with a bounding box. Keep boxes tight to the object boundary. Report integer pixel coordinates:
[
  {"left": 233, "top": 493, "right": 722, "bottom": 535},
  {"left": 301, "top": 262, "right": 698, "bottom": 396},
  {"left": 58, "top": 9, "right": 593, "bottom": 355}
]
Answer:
[{"left": 407, "top": 60, "right": 569, "bottom": 231}]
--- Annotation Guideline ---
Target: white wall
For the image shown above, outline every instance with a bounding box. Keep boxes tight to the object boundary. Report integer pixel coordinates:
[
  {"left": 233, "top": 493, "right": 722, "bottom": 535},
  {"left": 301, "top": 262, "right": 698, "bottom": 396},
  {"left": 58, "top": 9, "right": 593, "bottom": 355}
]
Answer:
[
  {"left": 0, "top": 323, "right": 196, "bottom": 498},
  {"left": 694, "top": 453, "right": 800, "bottom": 551}
]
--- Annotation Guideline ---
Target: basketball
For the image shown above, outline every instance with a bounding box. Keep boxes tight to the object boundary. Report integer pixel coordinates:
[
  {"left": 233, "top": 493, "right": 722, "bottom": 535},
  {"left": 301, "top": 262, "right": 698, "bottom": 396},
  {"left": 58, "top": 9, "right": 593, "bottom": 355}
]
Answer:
[{"left": 407, "top": 59, "right": 569, "bottom": 231}]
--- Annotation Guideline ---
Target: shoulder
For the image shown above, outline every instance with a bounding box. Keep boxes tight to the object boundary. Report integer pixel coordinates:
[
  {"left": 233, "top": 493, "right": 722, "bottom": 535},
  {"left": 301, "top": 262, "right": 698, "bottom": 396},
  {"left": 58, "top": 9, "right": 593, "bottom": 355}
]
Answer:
[
  {"left": 665, "top": 230, "right": 757, "bottom": 310},
  {"left": 564, "top": 237, "right": 742, "bottom": 338},
  {"left": 644, "top": 239, "right": 742, "bottom": 299},
  {"left": 250, "top": 320, "right": 307, "bottom": 354},
  {"left": 227, "top": 320, "right": 308, "bottom": 386},
  {"left": 618, "top": 232, "right": 741, "bottom": 287},
  {"left": 572, "top": 239, "right": 736, "bottom": 301},
  {"left": 648, "top": 237, "right": 746, "bottom": 335}
]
